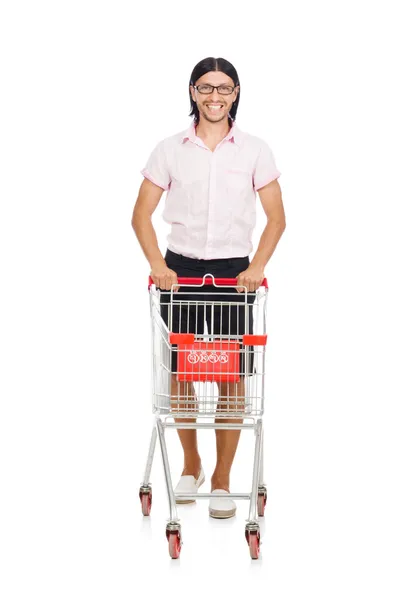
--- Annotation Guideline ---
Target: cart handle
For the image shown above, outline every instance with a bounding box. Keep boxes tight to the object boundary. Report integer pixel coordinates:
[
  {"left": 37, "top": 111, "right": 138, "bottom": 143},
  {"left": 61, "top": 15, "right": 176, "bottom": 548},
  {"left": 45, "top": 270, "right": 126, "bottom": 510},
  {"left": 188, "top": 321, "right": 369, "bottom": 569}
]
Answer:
[{"left": 148, "top": 275, "right": 268, "bottom": 289}]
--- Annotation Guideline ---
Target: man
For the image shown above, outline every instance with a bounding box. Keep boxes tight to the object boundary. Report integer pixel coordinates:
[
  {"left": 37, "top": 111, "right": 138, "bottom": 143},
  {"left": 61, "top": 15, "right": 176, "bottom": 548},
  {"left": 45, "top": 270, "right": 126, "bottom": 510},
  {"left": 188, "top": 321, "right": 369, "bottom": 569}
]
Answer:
[{"left": 132, "top": 57, "right": 286, "bottom": 518}]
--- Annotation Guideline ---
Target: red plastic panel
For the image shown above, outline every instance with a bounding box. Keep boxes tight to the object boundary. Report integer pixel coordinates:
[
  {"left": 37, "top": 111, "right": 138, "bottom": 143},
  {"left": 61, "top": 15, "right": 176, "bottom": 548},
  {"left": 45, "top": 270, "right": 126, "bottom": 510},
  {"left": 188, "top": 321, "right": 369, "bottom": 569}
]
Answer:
[
  {"left": 176, "top": 341, "right": 241, "bottom": 382},
  {"left": 169, "top": 333, "right": 195, "bottom": 345},
  {"left": 242, "top": 334, "right": 267, "bottom": 346}
]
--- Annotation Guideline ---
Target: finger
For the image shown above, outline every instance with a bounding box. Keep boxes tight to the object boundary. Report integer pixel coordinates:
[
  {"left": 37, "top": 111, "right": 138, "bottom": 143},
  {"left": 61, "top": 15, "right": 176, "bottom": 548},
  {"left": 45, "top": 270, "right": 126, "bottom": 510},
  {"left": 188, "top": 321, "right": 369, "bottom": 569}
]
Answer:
[
  {"left": 165, "top": 275, "right": 173, "bottom": 291},
  {"left": 237, "top": 280, "right": 247, "bottom": 293},
  {"left": 167, "top": 274, "right": 177, "bottom": 291},
  {"left": 154, "top": 275, "right": 163, "bottom": 289},
  {"left": 171, "top": 272, "right": 179, "bottom": 291},
  {"left": 242, "top": 278, "right": 250, "bottom": 292},
  {"left": 162, "top": 275, "right": 170, "bottom": 290}
]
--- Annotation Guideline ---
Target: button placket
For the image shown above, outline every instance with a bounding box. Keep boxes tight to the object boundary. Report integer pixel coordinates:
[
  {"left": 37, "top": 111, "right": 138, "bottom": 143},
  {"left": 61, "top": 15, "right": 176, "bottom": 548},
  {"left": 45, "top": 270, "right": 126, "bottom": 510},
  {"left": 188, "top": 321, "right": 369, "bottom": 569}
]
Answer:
[{"left": 206, "top": 151, "right": 218, "bottom": 258}]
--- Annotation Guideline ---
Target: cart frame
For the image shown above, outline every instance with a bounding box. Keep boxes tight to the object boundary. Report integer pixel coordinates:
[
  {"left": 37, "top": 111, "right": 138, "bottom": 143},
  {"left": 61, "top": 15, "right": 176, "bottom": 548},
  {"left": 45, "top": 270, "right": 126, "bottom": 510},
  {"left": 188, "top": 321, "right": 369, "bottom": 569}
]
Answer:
[{"left": 139, "top": 274, "right": 269, "bottom": 559}]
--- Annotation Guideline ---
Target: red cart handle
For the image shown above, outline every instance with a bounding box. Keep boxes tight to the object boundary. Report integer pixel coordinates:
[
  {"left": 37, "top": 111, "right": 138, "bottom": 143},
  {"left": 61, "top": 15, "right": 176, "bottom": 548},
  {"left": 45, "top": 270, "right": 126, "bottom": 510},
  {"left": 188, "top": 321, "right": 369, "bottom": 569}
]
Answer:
[{"left": 148, "top": 276, "right": 268, "bottom": 289}]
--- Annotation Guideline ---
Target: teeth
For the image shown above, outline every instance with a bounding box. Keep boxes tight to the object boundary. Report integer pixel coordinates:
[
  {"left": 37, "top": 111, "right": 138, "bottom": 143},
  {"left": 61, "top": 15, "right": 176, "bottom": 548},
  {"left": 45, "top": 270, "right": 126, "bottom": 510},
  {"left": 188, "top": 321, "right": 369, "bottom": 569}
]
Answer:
[{"left": 207, "top": 105, "right": 222, "bottom": 110}]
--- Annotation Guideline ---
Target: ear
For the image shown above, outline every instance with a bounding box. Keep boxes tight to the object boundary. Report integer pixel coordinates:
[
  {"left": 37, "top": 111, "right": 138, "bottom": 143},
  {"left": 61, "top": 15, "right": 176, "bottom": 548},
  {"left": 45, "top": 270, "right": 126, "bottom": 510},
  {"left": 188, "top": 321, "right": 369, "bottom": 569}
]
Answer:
[{"left": 190, "top": 85, "right": 196, "bottom": 103}]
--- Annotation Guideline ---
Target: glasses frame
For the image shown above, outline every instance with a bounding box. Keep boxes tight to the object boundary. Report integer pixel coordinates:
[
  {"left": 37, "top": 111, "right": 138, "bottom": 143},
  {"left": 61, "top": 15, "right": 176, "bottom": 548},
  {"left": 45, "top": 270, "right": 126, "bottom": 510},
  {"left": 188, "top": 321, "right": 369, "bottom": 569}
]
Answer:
[{"left": 193, "top": 84, "right": 237, "bottom": 96}]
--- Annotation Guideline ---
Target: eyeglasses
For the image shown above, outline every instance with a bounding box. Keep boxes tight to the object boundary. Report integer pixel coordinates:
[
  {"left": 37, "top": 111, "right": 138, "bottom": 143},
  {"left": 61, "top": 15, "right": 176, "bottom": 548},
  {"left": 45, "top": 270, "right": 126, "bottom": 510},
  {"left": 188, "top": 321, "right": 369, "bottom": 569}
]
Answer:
[{"left": 193, "top": 84, "right": 236, "bottom": 95}]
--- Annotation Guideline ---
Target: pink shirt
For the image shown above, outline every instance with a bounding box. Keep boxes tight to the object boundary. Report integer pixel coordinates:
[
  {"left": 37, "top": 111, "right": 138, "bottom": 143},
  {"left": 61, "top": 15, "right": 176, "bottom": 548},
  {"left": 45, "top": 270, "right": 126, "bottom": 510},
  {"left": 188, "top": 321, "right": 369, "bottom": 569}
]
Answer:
[{"left": 141, "top": 121, "right": 281, "bottom": 260}]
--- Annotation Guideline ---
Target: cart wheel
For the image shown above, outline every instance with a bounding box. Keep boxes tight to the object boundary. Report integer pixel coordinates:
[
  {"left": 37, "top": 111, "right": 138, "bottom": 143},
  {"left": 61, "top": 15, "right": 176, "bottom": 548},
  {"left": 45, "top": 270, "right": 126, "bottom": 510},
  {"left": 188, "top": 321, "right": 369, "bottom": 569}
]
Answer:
[
  {"left": 247, "top": 530, "right": 260, "bottom": 560},
  {"left": 257, "top": 489, "right": 267, "bottom": 517},
  {"left": 166, "top": 530, "right": 182, "bottom": 559},
  {"left": 139, "top": 486, "right": 152, "bottom": 516}
]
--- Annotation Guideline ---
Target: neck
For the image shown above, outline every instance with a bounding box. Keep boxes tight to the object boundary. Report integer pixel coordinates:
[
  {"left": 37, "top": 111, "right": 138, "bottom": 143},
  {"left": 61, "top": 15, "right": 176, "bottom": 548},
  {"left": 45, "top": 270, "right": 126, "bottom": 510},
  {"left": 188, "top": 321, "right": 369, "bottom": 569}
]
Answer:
[{"left": 195, "top": 117, "right": 233, "bottom": 140}]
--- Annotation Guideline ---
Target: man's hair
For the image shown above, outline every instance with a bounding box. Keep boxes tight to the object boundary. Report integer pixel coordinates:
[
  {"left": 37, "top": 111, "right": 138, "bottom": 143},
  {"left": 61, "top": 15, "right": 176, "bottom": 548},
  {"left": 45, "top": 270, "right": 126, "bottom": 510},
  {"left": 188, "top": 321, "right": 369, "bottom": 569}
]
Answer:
[{"left": 188, "top": 57, "right": 240, "bottom": 124}]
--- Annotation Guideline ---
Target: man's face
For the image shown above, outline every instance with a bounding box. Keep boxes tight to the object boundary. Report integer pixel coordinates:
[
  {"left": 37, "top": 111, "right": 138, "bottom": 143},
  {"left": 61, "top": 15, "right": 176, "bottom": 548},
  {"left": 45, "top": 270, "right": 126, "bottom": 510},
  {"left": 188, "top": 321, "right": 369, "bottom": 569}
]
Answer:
[{"left": 190, "top": 71, "right": 239, "bottom": 124}]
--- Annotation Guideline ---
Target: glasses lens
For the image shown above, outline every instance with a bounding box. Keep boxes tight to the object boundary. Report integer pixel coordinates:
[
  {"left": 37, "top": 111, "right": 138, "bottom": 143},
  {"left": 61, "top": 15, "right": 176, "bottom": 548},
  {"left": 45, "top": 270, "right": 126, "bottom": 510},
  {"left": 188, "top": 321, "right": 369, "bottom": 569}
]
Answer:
[
  {"left": 218, "top": 86, "right": 234, "bottom": 95},
  {"left": 197, "top": 85, "right": 213, "bottom": 94},
  {"left": 196, "top": 84, "right": 234, "bottom": 95}
]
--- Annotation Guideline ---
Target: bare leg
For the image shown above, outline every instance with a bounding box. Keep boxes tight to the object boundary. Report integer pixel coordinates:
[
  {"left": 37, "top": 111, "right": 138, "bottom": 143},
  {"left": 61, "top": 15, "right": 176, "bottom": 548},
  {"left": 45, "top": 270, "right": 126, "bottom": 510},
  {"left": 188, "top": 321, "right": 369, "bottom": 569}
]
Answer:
[
  {"left": 171, "top": 374, "right": 201, "bottom": 478},
  {"left": 211, "top": 378, "right": 245, "bottom": 491}
]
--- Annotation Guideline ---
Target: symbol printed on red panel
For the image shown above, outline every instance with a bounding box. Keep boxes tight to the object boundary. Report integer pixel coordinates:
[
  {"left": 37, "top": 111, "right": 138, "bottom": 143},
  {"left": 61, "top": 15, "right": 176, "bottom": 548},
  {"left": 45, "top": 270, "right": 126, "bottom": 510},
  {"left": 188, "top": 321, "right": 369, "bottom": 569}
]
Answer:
[{"left": 187, "top": 351, "right": 229, "bottom": 364}]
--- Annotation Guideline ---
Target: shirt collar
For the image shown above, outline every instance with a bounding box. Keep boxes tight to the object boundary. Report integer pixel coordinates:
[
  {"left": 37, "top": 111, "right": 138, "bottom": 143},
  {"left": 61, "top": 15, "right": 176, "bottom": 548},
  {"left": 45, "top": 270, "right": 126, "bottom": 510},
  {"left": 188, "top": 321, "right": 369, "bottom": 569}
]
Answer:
[{"left": 181, "top": 120, "right": 240, "bottom": 147}]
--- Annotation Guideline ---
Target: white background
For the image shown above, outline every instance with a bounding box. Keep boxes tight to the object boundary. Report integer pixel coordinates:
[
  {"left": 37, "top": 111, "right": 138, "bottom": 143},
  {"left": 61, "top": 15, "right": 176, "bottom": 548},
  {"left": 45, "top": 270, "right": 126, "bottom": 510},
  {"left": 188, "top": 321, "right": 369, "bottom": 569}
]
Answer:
[{"left": 1, "top": 0, "right": 397, "bottom": 597}]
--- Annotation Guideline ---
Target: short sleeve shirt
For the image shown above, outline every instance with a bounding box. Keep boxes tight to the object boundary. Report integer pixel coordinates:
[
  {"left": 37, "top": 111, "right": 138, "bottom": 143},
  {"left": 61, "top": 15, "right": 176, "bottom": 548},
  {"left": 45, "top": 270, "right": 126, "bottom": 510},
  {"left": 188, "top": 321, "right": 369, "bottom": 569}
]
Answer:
[{"left": 141, "top": 121, "right": 281, "bottom": 259}]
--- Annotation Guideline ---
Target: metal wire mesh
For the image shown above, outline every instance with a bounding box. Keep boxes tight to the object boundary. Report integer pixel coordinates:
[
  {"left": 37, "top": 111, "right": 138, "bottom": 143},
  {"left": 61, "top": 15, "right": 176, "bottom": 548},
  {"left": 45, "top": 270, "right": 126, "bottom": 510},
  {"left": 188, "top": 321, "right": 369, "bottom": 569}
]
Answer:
[{"left": 150, "top": 282, "right": 267, "bottom": 418}]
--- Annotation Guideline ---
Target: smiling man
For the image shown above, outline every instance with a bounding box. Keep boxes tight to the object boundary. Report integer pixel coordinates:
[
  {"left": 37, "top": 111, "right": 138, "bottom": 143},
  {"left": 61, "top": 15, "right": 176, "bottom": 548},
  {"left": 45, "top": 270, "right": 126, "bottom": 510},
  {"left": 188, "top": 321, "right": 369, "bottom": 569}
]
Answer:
[{"left": 132, "top": 56, "right": 286, "bottom": 519}]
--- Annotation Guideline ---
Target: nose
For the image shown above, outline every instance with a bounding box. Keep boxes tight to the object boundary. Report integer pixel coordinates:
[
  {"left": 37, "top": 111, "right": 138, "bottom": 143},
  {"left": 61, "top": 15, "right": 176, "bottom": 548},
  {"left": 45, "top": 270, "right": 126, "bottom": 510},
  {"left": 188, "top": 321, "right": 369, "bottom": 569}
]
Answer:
[
  {"left": 208, "top": 95, "right": 222, "bottom": 103},
  {"left": 208, "top": 89, "right": 222, "bottom": 102}
]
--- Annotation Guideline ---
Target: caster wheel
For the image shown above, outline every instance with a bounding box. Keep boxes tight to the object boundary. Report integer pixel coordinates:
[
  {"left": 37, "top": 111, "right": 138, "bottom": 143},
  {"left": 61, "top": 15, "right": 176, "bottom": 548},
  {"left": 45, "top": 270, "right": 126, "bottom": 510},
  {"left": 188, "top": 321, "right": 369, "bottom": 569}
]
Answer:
[
  {"left": 246, "top": 530, "right": 260, "bottom": 559},
  {"left": 139, "top": 486, "right": 152, "bottom": 516},
  {"left": 166, "top": 529, "right": 182, "bottom": 559},
  {"left": 257, "top": 489, "right": 267, "bottom": 517}
]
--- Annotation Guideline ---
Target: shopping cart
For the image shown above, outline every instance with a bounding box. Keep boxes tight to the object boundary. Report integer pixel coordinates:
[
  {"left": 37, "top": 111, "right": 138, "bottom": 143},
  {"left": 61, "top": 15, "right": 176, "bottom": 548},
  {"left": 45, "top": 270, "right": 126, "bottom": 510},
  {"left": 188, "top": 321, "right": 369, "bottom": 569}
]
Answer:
[{"left": 139, "top": 274, "right": 269, "bottom": 559}]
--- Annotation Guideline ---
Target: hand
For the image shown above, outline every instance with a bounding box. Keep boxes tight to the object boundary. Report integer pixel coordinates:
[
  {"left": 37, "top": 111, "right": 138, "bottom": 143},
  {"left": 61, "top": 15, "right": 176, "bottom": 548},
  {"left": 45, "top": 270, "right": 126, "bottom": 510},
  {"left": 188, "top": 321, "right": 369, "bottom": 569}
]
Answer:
[
  {"left": 150, "top": 261, "right": 179, "bottom": 291},
  {"left": 236, "top": 265, "right": 264, "bottom": 293}
]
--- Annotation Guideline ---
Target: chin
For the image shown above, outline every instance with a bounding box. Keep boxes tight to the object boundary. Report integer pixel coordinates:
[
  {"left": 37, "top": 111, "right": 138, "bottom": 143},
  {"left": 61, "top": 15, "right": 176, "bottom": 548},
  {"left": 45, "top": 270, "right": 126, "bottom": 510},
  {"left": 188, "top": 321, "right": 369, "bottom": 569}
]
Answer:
[{"left": 203, "top": 111, "right": 227, "bottom": 122}]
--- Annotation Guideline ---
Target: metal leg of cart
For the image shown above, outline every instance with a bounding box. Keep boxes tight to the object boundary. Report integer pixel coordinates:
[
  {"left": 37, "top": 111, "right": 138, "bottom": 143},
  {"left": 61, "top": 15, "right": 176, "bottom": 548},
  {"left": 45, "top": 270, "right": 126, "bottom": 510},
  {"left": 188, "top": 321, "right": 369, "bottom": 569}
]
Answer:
[
  {"left": 257, "top": 428, "right": 267, "bottom": 517},
  {"left": 156, "top": 417, "right": 182, "bottom": 558},
  {"left": 245, "top": 419, "right": 263, "bottom": 559},
  {"left": 139, "top": 423, "right": 157, "bottom": 517},
  {"left": 143, "top": 423, "right": 157, "bottom": 485}
]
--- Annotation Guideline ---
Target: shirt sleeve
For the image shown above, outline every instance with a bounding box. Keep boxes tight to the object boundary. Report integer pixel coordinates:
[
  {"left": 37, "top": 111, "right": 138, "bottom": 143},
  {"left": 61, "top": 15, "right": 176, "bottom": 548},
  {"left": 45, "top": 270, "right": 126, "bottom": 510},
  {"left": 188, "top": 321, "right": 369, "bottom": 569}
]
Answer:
[
  {"left": 253, "top": 140, "right": 281, "bottom": 192},
  {"left": 140, "top": 140, "right": 171, "bottom": 191}
]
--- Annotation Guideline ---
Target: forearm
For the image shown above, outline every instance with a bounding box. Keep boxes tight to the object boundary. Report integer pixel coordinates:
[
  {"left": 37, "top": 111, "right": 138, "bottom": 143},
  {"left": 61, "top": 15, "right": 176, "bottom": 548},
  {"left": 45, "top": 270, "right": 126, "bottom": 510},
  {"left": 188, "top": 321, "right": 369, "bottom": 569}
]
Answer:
[
  {"left": 250, "top": 219, "right": 286, "bottom": 270},
  {"left": 131, "top": 211, "right": 165, "bottom": 268}
]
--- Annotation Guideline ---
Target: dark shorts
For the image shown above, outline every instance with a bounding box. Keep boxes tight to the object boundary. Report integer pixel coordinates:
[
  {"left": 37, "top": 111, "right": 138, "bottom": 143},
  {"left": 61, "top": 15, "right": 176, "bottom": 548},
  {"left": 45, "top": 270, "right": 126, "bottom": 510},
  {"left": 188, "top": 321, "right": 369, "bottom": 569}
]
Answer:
[{"left": 160, "top": 249, "right": 254, "bottom": 375}]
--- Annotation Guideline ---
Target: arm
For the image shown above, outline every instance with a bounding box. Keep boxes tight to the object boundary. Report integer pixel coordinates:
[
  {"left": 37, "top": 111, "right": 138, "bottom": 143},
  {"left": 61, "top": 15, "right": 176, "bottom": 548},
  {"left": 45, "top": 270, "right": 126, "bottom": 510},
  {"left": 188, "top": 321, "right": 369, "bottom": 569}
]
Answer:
[
  {"left": 131, "top": 178, "right": 178, "bottom": 290},
  {"left": 237, "top": 179, "right": 286, "bottom": 292}
]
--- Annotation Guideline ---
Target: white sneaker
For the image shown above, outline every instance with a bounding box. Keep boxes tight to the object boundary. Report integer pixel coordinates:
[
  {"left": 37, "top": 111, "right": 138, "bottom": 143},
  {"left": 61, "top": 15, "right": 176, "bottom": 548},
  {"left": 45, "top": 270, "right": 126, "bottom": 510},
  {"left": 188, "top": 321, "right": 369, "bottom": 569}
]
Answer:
[
  {"left": 209, "top": 489, "right": 237, "bottom": 518},
  {"left": 174, "top": 467, "right": 205, "bottom": 504}
]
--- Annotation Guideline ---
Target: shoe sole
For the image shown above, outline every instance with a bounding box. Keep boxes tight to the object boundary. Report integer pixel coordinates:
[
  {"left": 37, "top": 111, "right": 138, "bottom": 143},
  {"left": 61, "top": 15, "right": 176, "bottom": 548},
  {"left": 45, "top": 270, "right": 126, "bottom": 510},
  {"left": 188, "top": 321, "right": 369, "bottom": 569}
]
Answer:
[
  {"left": 209, "top": 507, "right": 237, "bottom": 519},
  {"left": 175, "top": 476, "right": 205, "bottom": 504}
]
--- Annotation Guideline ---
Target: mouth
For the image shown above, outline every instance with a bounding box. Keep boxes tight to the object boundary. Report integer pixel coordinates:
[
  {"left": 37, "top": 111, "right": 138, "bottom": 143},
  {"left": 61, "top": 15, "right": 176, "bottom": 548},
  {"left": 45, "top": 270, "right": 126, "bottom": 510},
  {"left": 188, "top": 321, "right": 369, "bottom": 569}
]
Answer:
[{"left": 206, "top": 104, "right": 224, "bottom": 113}]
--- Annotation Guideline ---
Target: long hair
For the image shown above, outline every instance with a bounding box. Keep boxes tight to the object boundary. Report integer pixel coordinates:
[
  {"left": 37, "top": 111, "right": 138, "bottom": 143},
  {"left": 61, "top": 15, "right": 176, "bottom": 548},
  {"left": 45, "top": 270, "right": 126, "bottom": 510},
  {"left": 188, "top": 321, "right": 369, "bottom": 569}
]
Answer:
[{"left": 188, "top": 57, "right": 240, "bottom": 125}]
